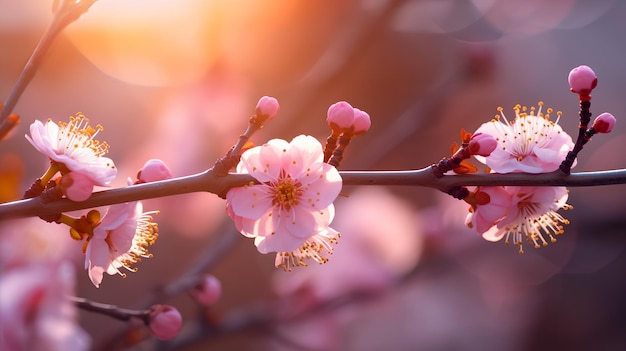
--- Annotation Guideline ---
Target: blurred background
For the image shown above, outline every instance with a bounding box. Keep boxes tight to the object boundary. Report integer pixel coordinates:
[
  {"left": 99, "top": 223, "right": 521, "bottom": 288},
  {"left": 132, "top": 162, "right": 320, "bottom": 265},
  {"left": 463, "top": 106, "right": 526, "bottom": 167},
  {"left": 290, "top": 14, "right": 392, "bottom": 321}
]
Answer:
[{"left": 1, "top": 0, "right": 626, "bottom": 350}]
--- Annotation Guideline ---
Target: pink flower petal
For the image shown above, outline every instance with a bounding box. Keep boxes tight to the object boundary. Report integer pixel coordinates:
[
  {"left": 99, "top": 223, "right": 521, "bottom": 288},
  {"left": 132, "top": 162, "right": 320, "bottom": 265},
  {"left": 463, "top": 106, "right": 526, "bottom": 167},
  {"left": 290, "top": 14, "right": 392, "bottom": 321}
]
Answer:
[
  {"left": 255, "top": 231, "right": 306, "bottom": 253},
  {"left": 481, "top": 225, "right": 506, "bottom": 242},
  {"left": 283, "top": 135, "right": 324, "bottom": 179},
  {"left": 226, "top": 185, "right": 272, "bottom": 219}
]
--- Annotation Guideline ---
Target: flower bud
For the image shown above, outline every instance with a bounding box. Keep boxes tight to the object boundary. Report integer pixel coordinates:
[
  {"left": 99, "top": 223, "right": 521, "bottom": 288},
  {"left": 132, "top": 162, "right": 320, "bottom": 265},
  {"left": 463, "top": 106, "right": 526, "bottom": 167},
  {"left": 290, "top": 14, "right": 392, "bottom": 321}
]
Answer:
[
  {"left": 468, "top": 132, "right": 497, "bottom": 157},
  {"left": 148, "top": 305, "right": 182, "bottom": 340},
  {"left": 568, "top": 65, "right": 597, "bottom": 95},
  {"left": 592, "top": 112, "right": 616, "bottom": 133},
  {"left": 255, "top": 96, "right": 280, "bottom": 122},
  {"left": 138, "top": 159, "right": 172, "bottom": 183},
  {"left": 190, "top": 274, "right": 222, "bottom": 306},
  {"left": 59, "top": 172, "right": 94, "bottom": 201},
  {"left": 352, "top": 108, "right": 371, "bottom": 136},
  {"left": 326, "top": 101, "right": 355, "bottom": 132}
]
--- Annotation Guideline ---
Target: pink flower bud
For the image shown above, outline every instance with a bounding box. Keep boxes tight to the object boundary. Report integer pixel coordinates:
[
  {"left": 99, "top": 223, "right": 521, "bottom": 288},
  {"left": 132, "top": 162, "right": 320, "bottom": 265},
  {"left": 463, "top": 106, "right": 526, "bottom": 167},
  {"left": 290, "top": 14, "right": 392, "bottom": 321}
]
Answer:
[
  {"left": 468, "top": 132, "right": 497, "bottom": 156},
  {"left": 138, "top": 159, "right": 172, "bottom": 183},
  {"left": 148, "top": 305, "right": 182, "bottom": 340},
  {"left": 326, "top": 101, "right": 355, "bottom": 132},
  {"left": 352, "top": 108, "right": 371, "bottom": 136},
  {"left": 568, "top": 65, "right": 597, "bottom": 95},
  {"left": 255, "top": 96, "right": 280, "bottom": 122},
  {"left": 592, "top": 112, "right": 616, "bottom": 133},
  {"left": 59, "top": 172, "right": 94, "bottom": 201},
  {"left": 191, "top": 274, "right": 222, "bottom": 306}
]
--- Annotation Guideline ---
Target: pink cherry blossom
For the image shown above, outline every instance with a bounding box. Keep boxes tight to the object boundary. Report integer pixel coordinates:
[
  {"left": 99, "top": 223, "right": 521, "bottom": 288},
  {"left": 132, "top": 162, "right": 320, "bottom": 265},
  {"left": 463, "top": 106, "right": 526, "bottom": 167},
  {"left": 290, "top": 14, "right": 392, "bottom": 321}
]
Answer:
[
  {"left": 147, "top": 305, "right": 182, "bottom": 340},
  {"left": 84, "top": 202, "right": 158, "bottom": 287},
  {"left": 255, "top": 96, "right": 280, "bottom": 122},
  {"left": 138, "top": 158, "right": 172, "bottom": 183},
  {"left": 0, "top": 263, "right": 90, "bottom": 351},
  {"left": 473, "top": 103, "right": 574, "bottom": 173},
  {"left": 477, "top": 186, "right": 571, "bottom": 253},
  {"left": 464, "top": 186, "right": 512, "bottom": 234},
  {"left": 25, "top": 114, "right": 117, "bottom": 185},
  {"left": 592, "top": 112, "right": 616, "bottom": 134},
  {"left": 226, "top": 135, "right": 342, "bottom": 261},
  {"left": 568, "top": 65, "right": 597, "bottom": 95}
]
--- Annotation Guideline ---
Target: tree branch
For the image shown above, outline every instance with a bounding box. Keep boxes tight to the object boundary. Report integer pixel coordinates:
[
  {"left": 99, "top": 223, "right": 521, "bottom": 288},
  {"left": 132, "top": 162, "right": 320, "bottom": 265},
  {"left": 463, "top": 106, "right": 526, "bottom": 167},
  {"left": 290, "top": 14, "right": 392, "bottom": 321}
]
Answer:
[{"left": 1, "top": 167, "right": 625, "bottom": 220}]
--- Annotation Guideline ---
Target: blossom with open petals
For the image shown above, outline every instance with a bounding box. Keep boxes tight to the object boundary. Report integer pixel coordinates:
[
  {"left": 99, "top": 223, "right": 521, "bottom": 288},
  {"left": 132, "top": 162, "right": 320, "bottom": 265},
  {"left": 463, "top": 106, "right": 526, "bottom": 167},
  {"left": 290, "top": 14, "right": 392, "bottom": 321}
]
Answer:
[
  {"left": 470, "top": 186, "right": 571, "bottom": 253},
  {"left": 473, "top": 102, "right": 574, "bottom": 173},
  {"left": 25, "top": 113, "right": 117, "bottom": 186},
  {"left": 226, "top": 135, "right": 342, "bottom": 267},
  {"left": 84, "top": 202, "right": 158, "bottom": 287}
]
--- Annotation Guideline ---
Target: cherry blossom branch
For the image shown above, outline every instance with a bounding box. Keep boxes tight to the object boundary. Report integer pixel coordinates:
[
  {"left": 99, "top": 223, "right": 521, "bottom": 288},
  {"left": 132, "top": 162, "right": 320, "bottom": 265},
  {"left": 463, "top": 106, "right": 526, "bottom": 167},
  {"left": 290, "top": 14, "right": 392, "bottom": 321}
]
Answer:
[
  {"left": 1, "top": 166, "right": 625, "bottom": 220},
  {"left": 0, "top": 0, "right": 97, "bottom": 138}
]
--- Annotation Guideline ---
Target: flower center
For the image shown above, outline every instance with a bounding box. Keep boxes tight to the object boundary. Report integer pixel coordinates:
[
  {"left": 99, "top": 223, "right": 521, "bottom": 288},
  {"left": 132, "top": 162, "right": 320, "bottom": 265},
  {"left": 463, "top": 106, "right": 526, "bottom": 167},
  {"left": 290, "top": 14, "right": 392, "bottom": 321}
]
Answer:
[
  {"left": 272, "top": 176, "right": 302, "bottom": 210},
  {"left": 57, "top": 113, "right": 109, "bottom": 157}
]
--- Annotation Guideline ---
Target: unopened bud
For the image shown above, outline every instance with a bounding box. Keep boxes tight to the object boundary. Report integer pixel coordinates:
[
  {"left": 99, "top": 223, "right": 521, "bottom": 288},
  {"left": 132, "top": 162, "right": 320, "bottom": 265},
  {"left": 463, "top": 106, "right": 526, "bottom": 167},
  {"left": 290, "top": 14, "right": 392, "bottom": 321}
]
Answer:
[
  {"left": 352, "top": 108, "right": 371, "bottom": 136},
  {"left": 326, "top": 101, "right": 355, "bottom": 132},
  {"left": 138, "top": 159, "right": 172, "bottom": 183},
  {"left": 468, "top": 132, "right": 497, "bottom": 157},
  {"left": 59, "top": 172, "right": 94, "bottom": 201},
  {"left": 191, "top": 274, "right": 222, "bottom": 306},
  {"left": 568, "top": 65, "right": 597, "bottom": 95},
  {"left": 255, "top": 96, "right": 280, "bottom": 122},
  {"left": 592, "top": 112, "right": 616, "bottom": 133},
  {"left": 148, "top": 305, "right": 182, "bottom": 340}
]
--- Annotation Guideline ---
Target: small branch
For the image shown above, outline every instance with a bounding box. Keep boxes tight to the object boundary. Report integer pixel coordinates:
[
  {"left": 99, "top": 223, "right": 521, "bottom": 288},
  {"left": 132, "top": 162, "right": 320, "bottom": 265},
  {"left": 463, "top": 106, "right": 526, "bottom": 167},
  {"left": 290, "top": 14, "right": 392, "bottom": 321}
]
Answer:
[
  {"left": 1, "top": 167, "right": 626, "bottom": 220},
  {"left": 69, "top": 296, "right": 151, "bottom": 323}
]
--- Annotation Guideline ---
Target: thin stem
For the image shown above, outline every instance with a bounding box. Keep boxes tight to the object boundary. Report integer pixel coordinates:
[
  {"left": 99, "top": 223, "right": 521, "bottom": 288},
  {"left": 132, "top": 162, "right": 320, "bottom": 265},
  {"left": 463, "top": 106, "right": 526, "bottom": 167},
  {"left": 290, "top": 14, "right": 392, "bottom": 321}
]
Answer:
[
  {"left": 0, "top": 0, "right": 97, "bottom": 132},
  {"left": 2, "top": 167, "right": 626, "bottom": 220}
]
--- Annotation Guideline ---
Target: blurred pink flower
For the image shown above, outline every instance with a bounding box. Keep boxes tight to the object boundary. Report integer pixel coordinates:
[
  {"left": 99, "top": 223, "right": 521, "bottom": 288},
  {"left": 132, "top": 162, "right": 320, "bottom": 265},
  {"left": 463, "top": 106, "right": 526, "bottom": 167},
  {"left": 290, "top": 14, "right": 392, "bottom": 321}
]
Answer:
[
  {"left": 147, "top": 305, "right": 182, "bottom": 341},
  {"left": 0, "top": 263, "right": 90, "bottom": 351},
  {"left": 474, "top": 103, "right": 574, "bottom": 173},
  {"left": 270, "top": 188, "right": 422, "bottom": 350},
  {"left": 85, "top": 202, "right": 158, "bottom": 288},
  {"left": 190, "top": 274, "right": 222, "bottom": 306},
  {"left": 273, "top": 187, "right": 422, "bottom": 300},
  {"left": 478, "top": 186, "right": 571, "bottom": 253},
  {"left": 25, "top": 114, "right": 117, "bottom": 186},
  {"left": 0, "top": 218, "right": 79, "bottom": 269},
  {"left": 226, "top": 135, "right": 342, "bottom": 263}
]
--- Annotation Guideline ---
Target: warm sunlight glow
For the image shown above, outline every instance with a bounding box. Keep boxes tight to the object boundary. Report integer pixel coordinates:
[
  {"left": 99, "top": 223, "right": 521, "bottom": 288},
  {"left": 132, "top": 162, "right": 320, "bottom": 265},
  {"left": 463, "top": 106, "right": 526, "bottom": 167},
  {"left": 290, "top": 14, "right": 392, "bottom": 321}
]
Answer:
[{"left": 66, "top": 0, "right": 218, "bottom": 87}]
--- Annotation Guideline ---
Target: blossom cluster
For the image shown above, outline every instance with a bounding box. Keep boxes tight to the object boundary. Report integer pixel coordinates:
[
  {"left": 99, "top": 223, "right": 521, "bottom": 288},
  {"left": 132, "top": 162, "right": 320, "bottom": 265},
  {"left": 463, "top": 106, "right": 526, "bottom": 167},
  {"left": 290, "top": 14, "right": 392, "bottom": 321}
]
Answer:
[
  {"left": 462, "top": 65, "right": 616, "bottom": 253},
  {"left": 23, "top": 115, "right": 163, "bottom": 287},
  {"left": 227, "top": 99, "right": 371, "bottom": 271}
]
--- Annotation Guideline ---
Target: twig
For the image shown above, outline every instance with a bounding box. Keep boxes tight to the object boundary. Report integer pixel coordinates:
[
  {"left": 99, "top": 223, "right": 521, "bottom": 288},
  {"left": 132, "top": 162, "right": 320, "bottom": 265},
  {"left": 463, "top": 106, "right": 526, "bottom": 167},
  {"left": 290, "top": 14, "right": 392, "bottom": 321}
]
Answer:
[{"left": 70, "top": 296, "right": 151, "bottom": 323}]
